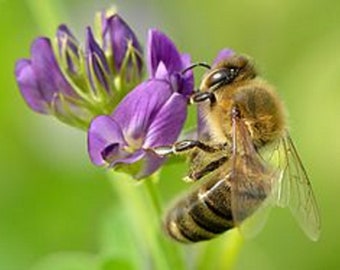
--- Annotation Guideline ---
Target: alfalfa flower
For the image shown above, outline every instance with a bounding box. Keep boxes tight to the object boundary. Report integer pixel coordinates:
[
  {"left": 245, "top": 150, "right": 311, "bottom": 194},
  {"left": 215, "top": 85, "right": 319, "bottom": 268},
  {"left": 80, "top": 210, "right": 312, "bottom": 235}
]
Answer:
[
  {"left": 98, "top": 10, "right": 143, "bottom": 81},
  {"left": 15, "top": 11, "right": 143, "bottom": 129},
  {"left": 88, "top": 29, "right": 194, "bottom": 179}
]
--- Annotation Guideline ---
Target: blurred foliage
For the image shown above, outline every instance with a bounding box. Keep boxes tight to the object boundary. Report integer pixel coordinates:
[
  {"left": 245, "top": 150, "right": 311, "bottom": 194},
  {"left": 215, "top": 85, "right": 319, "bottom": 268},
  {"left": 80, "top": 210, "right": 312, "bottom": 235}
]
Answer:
[{"left": 1, "top": 0, "right": 340, "bottom": 269}]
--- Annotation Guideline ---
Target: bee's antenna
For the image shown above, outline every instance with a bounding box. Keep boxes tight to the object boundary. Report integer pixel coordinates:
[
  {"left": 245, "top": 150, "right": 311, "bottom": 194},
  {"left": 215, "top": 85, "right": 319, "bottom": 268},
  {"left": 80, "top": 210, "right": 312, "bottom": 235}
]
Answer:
[{"left": 181, "top": 62, "right": 211, "bottom": 75}]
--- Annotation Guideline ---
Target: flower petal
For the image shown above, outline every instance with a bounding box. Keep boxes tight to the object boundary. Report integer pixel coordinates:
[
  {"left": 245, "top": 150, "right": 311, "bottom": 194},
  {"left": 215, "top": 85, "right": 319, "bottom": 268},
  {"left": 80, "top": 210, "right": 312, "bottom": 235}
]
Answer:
[
  {"left": 15, "top": 59, "right": 49, "bottom": 113},
  {"left": 56, "top": 25, "right": 78, "bottom": 55},
  {"left": 51, "top": 94, "right": 92, "bottom": 127},
  {"left": 112, "top": 80, "right": 172, "bottom": 142},
  {"left": 110, "top": 149, "right": 165, "bottom": 180},
  {"left": 212, "top": 48, "right": 235, "bottom": 67},
  {"left": 147, "top": 29, "right": 183, "bottom": 78},
  {"left": 180, "top": 53, "right": 191, "bottom": 68},
  {"left": 110, "top": 149, "right": 145, "bottom": 167},
  {"left": 179, "top": 53, "right": 194, "bottom": 96},
  {"left": 103, "top": 14, "right": 142, "bottom": 72},
  {"left": 136, "top": 150, "right": 165, "bottom": 179},
  {"left": 85, "top": 27, "right": 111, "bottom": 92},
  {"left": 15, "top": 37, "right": 77, "bottom": 114},
  {"left": 31, "top": 37, "right": 74, "bottom": 98},
  {"left": 143, "top": 92, "right": 187, "bottom": 148},
  {"left": 154, "top": 61, "right": 170, "bottom": 81},
  {"left": 88, "top": 115, "right": 127, "bottom": 166},
  {"left": 56, "top": 25, "right": 80, "bottom": 74}
]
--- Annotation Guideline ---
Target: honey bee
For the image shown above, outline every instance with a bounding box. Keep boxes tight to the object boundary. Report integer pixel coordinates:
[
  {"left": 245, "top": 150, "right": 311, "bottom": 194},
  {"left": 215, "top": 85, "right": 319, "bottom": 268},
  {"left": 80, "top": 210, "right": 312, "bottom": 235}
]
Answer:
[{"left": 152, "top": 53, "right": 321, "bottom": 243}]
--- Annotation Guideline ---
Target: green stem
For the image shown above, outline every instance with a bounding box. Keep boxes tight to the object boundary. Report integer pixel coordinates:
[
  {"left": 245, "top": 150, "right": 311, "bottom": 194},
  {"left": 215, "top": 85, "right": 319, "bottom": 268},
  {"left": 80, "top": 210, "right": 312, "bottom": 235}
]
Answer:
[
  {"left": 109, "top": 171, "right": 186, "bottom": 270},
  {"left": 144, "top": 174, "right": 163, "bottom": 217},
  {"left": 218, "top": 230, "right": 244, "bottom": 269},
  {"left": 143, "top": 175, "right": 186, "bottom": 270},
  {"left": 197, "top": 230, "right": 244, "bottom": 270}
]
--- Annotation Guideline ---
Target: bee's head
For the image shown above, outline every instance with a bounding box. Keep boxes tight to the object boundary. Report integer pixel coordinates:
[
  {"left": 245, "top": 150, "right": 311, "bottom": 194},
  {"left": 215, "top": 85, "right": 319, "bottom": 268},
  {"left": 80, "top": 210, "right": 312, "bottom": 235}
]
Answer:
[{"left": 201, "top": 54, "right": 256, "bottom": 91}]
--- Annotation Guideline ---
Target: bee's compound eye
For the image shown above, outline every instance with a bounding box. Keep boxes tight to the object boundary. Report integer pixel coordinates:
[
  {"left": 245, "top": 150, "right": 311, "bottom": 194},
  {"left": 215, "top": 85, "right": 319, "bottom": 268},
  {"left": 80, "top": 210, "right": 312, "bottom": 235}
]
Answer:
[
  {"left": 206, "top": 67, "right": 239, "bottom": 90},
  {"left": 208, "top": 70, "right": 228, "bottom": 88},
  {"left": 211, "top": 71, "right": 225, "bottom": 83}
]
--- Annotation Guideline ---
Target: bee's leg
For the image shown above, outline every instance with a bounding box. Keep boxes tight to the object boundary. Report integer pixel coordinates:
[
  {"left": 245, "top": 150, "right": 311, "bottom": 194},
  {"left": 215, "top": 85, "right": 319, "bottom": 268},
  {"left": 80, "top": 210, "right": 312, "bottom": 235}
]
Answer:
[
  {"left": 151, "top": 140, "right": 225, "bottom": 157},
  {"left": 186, "top": 156, "right": 228, "bottom": 182},
  {"left": 189, "top": 92, "right": 216, "bottom": 105}
]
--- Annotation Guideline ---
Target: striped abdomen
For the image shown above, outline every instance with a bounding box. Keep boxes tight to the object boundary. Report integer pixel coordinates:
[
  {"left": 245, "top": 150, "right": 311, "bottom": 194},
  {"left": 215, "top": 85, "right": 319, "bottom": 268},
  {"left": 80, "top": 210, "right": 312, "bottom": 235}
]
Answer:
[{"left": 164, "top": 177, "right": 234, "bottom": 243}]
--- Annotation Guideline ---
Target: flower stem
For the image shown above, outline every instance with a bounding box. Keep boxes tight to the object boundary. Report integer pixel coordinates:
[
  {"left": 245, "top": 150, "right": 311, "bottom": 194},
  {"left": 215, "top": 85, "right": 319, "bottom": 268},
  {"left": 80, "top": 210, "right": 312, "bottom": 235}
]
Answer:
[
  {"left": 197, "top": 230, "right": 244, "bottom": 270},
  {"left": 109, "top": 171, "right": 186, "bottom": 270},
  {"left": 218, "top": 230, "right": 244, "bottom": 269},
  {"left": 143, "top": 175, "right": 187, "bottom": 270},
  {"left": 144, "top": 174, "right": 163, "bottom": 216}
]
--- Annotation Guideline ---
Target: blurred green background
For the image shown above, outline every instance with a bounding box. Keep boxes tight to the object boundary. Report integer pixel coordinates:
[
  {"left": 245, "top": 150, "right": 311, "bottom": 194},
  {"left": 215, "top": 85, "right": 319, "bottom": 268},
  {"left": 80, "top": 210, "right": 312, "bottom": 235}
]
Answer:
[{"left": 1, "top": 0, "right": 340, "bottom": 269}]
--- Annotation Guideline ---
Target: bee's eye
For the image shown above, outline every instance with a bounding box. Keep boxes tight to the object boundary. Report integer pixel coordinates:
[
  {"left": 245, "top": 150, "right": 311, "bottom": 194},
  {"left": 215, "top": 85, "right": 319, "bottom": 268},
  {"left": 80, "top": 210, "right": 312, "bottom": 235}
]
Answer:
[
  {"left": 209, "top": 71, "right": 227, "bottom": 87},
  {"left": 207, "top": 67, "right": 238, "bottom": 90}
]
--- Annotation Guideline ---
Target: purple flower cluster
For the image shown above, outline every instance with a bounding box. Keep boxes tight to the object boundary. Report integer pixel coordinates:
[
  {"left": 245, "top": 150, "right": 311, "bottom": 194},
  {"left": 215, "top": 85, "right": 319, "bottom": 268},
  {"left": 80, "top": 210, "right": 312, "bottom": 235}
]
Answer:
[
  {"left": 15, "top": 10, "right": 142, "bottom": 129},
  {"left": 15, "top": 9, "right": 194, "bottom": 179},
  {"left": 88, "top": 30, "right": 194, "bottom": 179}
]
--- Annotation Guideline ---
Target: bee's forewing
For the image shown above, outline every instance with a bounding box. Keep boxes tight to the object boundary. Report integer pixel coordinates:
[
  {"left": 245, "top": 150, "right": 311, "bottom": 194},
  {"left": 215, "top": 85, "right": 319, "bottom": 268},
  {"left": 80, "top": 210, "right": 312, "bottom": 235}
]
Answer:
[
  {"left": 259, "top": 138, "right": 289, "bottom": 208},
  {"left": 279, "top": 134, "right": 321, "bottom": 241},
  {"left": 229, "top": 117, "right": 277, "bottom": 237},
  {"left": 258, "top": 132, "right": 321, "bottom": 241},
  {"left": 237, "top": 193, "right": 274, "bottom": 239}
]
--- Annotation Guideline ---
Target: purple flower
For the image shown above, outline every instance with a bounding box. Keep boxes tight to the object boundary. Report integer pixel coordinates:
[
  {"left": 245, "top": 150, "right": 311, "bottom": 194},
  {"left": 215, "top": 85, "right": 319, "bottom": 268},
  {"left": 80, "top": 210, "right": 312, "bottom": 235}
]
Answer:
[
  {"left": 85, "top": 27, "right": 112, "bottom": 94},
  {"left": 14, "top": 11, "right": 143, "bottom": 129},
  {"left": 15, "top": 37, "right": 77, "bottom": 114},
  {"left": 88, "top": 29, "right": 194, "bottom": 179},
  {"left": 147, "top": 29, "right": 193, "bottom": 96},
  {"left": 100, "top": 13, "right": 143, "bottom": 77},
  {"left": 56, "top": 24, "right": 80, "bottom": 75}
]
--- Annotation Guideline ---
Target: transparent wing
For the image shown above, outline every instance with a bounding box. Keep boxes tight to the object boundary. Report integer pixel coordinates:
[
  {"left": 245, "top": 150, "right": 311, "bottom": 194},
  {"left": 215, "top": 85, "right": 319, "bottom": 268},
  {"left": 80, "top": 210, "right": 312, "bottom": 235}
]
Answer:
[
  {"left": 237, "top": 193, "right": 274, "bottom": 239},
  {"left": 258, "top": 138, "right": 288, "bottom": 207},
  {"left": 279, "top": 133, "right": 321, "bottom": 241},
  {"left": 258, "top": 131, "right": 321, "bottom": 241},
  {"left": 230, "top": 116, "right": 279, "bottom": 238}
]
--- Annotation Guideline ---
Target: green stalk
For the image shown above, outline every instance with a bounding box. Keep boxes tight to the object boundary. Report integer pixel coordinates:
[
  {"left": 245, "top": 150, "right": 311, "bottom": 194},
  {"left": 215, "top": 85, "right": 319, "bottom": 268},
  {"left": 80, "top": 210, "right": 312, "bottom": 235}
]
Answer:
[
  {"left": 109, "top": 171, "right": 186, "bottom": 270},
  {"left": 218, "top": 230, "right": 244, "bottom": 269},
  {"left": 143, "top": 175, "right": 186, "bottom": 270},
  {"left": 197, "top": 230, "right": 244, "bottom": 270},
  {"left": 144, "top": 174, "right": 163, "bottom": 216}
]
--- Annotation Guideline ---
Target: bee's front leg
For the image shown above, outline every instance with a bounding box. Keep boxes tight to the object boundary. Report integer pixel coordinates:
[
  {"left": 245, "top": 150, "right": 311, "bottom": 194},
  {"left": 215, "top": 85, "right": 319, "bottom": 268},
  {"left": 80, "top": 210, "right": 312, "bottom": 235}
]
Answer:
[
  {"left": 189, "top": 92, "right": 216, "bottom": 105},
  {"left": 151, "top": 140, "right": 226, "bottom": 157}
]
